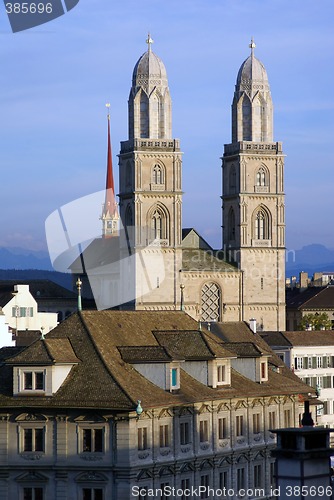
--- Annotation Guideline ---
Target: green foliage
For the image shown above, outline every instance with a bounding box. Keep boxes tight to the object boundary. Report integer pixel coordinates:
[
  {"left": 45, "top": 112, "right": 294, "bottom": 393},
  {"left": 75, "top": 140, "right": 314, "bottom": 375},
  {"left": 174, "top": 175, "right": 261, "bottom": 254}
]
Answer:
[{"left": 299, "top": 313, "right": 332, "bottom": 331}]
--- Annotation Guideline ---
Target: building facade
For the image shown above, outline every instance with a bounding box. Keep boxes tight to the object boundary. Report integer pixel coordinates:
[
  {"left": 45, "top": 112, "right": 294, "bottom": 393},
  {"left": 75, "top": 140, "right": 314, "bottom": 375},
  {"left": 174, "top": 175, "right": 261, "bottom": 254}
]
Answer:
[
  {"left": 76, "top": 38, "right": 286, "bottom": 331},
  {"left": 0, "top": 311, "right": 311, "bottom": 500}
]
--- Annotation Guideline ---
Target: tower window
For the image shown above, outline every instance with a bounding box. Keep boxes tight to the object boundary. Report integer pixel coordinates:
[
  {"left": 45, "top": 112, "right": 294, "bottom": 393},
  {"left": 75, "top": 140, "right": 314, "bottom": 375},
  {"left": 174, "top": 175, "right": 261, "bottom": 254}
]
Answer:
[
  {"left": 256, "top": 167, "right": 266, "bottom": 186},
  {"left": 149, "top": 205, "right": 169, "bottom": 243},
  {"left": 152, "top": 210, "right": 162, "bottom": 239},
  {"left": 253, "top": 207, "right": 271, "bottom": 240},
  {"left": 153, "top": 164, "right": 163, "bottom": 184}
]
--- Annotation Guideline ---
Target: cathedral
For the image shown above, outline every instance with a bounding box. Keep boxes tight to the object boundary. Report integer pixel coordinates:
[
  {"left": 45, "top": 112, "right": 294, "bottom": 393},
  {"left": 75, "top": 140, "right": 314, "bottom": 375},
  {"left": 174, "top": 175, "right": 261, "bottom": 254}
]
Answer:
[{"left": 77, "top": 37, "right": 286, "bottom": 332}]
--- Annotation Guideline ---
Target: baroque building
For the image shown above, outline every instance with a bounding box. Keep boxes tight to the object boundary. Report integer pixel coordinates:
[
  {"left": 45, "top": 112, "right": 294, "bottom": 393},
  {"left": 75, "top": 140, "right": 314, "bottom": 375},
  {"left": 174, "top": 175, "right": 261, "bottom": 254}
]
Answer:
[{"left": 0, "top": 310, "right": 312, "bottom": 500}]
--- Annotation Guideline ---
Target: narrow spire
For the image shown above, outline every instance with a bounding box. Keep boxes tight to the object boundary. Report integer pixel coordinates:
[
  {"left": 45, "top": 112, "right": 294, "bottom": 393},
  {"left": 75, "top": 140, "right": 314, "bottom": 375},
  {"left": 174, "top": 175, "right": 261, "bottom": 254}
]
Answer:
[
  {"left": 146, "top": 32, "right": 154, "bottom": 52},
  {"left": 102, "top": 104, "right": 119, "bottom": 238},
  {"left": 104, "top": 104, "right": 117, "bottom": 218}
]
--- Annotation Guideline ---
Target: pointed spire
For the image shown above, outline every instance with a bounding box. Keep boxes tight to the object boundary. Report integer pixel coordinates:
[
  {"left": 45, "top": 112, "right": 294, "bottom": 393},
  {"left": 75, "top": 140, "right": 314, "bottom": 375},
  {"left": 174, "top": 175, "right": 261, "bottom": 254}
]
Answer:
[
  {"left": 105, "top": 103, "right": 116, "bottom": 215},
  {"left": 102, "top": 104, "right": 119, "bottom": 237}
]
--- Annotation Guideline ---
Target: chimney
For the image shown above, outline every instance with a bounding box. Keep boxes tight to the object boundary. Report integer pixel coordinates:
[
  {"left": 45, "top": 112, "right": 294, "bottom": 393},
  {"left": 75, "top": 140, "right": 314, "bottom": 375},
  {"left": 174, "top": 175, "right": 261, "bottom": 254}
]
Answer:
[{"left": 249, "top": 318, "right": 257, "bottom": 334}]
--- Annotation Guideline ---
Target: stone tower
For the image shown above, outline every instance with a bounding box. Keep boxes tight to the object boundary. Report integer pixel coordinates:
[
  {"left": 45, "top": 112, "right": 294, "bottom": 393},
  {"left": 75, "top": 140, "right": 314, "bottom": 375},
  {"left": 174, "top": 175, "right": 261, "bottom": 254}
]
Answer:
[
  {"left": 222, "top": 40, "right": 286, "bottom": 331},
  {"left": 118, "top": 36, "right": 183, "bottom": 309}
]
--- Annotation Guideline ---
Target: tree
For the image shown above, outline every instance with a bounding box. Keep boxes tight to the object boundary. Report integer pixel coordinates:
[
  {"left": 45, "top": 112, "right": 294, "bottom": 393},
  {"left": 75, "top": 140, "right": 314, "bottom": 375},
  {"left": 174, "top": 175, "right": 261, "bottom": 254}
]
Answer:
[{"left": 299, "top": 313, "right": 332, "bottom": 331}]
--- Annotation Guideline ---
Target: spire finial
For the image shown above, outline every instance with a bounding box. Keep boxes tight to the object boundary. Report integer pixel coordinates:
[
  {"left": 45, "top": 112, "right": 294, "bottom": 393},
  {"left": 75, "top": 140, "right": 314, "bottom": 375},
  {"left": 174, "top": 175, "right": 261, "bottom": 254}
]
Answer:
[
  {"left": 146, "top": 33, "right": 154, "bottom": 51},
  {"left": 249, "top": 37, "right": 256, "bottom": 56},
  {"left": 106, "top": 102, "right": 110, "bottom": 121}
]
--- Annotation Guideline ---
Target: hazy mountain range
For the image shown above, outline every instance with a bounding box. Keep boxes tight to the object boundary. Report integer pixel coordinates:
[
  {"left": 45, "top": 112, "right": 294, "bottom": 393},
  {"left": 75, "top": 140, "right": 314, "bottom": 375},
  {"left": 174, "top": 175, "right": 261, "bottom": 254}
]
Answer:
[{"left": 0, "top": 244, "right": 333, "bottom": 281}]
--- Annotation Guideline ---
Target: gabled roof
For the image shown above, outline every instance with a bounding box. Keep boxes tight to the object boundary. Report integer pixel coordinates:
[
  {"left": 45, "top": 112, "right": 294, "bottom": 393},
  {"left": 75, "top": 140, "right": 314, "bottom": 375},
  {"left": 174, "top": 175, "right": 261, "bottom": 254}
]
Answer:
[
  {"left": 286, "top": 286, "right": 334, "bottom": 310},
  {"left": 283, "top": 330, "right": 334, "bottom": 347}
]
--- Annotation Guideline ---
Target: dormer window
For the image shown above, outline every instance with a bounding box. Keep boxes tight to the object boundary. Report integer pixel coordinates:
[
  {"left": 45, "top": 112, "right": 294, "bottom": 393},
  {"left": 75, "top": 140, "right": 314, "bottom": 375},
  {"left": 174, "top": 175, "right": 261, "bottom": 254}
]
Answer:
[
  {"left": 217, "top": 364, "right": 226, "bottom": 385},
  {"left": 17, "top": 369, "right": 46, "bottom": 393},
  {"left": 168, "top": 363, "right": 180, "bottom": 391},
  {"left": 24, "top": 371, "right": 44, "bottom": 391},
  {"left": 259, "top": 359, "right": 268, "bottom": 382},
  {"left": 208, "top": 360, "right": 231, "bottom": 388}
]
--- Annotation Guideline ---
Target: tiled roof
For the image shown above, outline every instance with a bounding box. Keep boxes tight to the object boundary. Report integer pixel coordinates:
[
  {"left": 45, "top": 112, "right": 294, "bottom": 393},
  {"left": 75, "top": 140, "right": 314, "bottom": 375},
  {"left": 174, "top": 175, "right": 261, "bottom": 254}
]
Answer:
[
  {"left": 118, "top": 346, "right": 171, "bottom": 363},
  {"left": 260, "top": 331, "right": 292, "bottom": 348},
  {"left": 286, "top": 286, "right": 334, "bottom": 310},
  {"left": 223, "top": 342, "right": 262, "bottom": 358},
  {"left": 153, "top": 330, "right": 215, "bottom": 360},
  {"left": 6, "top": 338, "right": 80, "bottom": 365},
  {"left": 0, "top": 311, "right": 313, "bottom": 412},
  {"left": 0, "top": 280, "right": 77, "bottom": 301},
  {"left": 283, "top": 330, "right": 334, "bottom": 347}
]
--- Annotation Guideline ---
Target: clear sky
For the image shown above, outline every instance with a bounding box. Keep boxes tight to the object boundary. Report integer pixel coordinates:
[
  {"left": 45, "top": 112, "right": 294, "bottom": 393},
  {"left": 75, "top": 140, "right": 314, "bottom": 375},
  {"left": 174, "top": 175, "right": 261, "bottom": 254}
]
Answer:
[{"left": 0, "top": 0, "right": 333, "bottom": 253}]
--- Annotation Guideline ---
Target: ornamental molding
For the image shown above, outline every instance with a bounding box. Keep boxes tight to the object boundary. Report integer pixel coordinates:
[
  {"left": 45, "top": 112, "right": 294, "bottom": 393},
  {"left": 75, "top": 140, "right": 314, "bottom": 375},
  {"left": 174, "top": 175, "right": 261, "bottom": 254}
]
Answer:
[
  {"left": 15, "top": 413, "right": 47, "bottom": 422},
  {"left": 20, "top": 452, "right": 43, "bottom": 461}
]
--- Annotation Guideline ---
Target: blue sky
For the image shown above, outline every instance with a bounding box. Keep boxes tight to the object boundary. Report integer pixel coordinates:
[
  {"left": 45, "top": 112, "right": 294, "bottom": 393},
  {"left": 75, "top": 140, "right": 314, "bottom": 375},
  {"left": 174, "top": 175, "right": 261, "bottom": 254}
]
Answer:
[{"left": 0, "top": 0, "right": 333, "bottom": 253}]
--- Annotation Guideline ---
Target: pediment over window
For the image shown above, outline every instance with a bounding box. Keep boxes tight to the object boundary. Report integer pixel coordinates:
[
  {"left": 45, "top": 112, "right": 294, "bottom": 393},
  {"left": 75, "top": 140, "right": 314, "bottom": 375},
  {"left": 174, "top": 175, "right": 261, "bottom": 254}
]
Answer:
[
  {"left": 235, "top": 400, "right": 248, "bottom": 409},
  {"left": 137, "top": 469, "right": 154, "bottom": 481},
  {"left": 159, "top": 466, "right": 175, "bottom": 477},
  {"left": 180, "top": 462, "right": 195, "bottom": 473},
  {"left": 15, "top": 471, "right": 48, "bottom": 483},
  {"left": 15, "top": 413, "right": 47, "bottom": 422},
  {"left": 198, "top": 403, "right": 213, "bottom": 414},
  {"left": 158, "top": 408, "right": 173, "bottom": 419},
  {"left": 75, "top": 471, "right": 108, "bottom": 483},
  {"left": 74, "top": 414, "right": 107, "bottom": 423}
]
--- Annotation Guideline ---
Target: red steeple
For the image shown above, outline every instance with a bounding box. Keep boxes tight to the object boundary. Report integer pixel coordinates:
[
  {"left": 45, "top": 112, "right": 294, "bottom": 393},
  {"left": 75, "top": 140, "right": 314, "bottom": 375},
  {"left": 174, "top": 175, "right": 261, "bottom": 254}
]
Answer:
[{"left": 102, "top": 104, "right": 118, "bottom": 237}]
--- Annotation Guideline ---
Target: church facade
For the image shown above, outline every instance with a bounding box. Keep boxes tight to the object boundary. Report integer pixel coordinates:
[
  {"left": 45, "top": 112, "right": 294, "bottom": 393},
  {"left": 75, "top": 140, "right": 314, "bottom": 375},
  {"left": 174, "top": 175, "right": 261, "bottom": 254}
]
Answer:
[{"left": 109, "top": 37, "right": 286, "bottom": 332}]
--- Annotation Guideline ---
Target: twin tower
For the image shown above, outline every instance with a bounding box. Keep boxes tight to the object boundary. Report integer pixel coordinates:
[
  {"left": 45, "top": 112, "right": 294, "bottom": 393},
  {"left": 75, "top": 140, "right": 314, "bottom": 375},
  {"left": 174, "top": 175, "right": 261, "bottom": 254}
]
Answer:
[{"left": 105, "top": 37, "right": 285, "bottom": 332}]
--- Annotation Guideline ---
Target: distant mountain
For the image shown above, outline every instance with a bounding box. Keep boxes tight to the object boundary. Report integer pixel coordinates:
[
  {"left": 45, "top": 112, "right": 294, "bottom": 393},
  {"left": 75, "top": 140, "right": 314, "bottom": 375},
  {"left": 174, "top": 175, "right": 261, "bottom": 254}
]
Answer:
[
  {"left": 1, "top": 244, "right": 333, "bottom": 283},
  {"left": 0, "top": 247, "right": 53, "bottom": 271},
  {"left": 0, "top": 269, "right": 72, "bottom": 290},
  {"left": 286, "top": 244, "right": 334, "bottom": 277}
]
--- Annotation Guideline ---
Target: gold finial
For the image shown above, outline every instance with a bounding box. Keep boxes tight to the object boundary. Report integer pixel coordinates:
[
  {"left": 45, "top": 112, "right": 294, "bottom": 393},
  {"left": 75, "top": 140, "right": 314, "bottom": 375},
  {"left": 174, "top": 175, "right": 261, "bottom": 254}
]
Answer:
[
  {"left": 146, "top": 33, "right": 154, "bottom": 51},
  {"left": 249, "top": 37, "right": 256, "bottom": 55},
  {"left": 106, "top": 102, "right": 110, "bottom": 120}
]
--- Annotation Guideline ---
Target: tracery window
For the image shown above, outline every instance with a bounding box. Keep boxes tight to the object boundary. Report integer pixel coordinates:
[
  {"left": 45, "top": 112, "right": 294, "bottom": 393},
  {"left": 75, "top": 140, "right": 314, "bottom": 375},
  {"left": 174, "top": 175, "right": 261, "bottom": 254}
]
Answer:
[
  {"left": 254, "top": 207, "right": 271, "bottom": 240},
  {"left": 201, "top": 282, "right": 220, "bottom": 322},
  {"left": 150, "top": 205, "right": 169, "bottom": 242},
  {"left": 256, "top": 167, "right": 267, "bottom": 186},
  {"left": 153, "top": 164, "right": 163, "bottom": 184}
]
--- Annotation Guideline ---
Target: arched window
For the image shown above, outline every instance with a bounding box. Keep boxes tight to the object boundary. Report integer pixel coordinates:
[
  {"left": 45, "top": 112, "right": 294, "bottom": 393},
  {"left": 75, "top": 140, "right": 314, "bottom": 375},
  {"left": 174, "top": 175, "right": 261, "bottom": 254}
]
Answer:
[
  {"left": 151, "top": 209, "right": 162, "bottom": 239},
  {"left": 201, "top": 282, "right": 220, "bottom": 322},
  {"left": 253, "top": 206, "right": 271, "bottom": 240},
  {"left": 256, "top": 167, "right": 267, "bottom": 186},
  {"left": 229, "top": 165, "right": 236, "bottom": 193},
  {"left": 228, "top": 208, "right": 236, "bottom": 240},
  {"left": 149, "top": 205, "right": 169, "bottom": 242},
  {"left": 140, "top": 92, "right": 149, "bottom": 138},
  {"left": 153, "top": 164, "right": 163, "bottom": 185}
]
